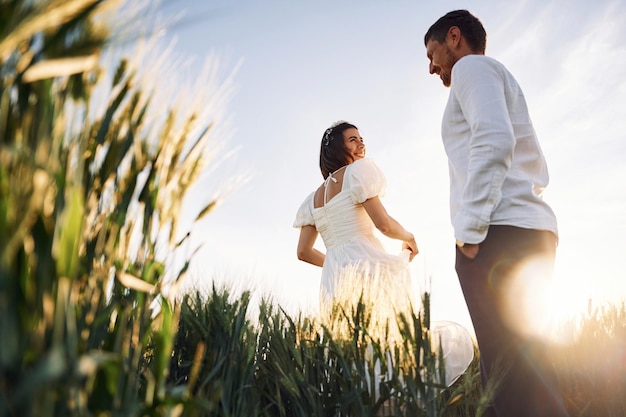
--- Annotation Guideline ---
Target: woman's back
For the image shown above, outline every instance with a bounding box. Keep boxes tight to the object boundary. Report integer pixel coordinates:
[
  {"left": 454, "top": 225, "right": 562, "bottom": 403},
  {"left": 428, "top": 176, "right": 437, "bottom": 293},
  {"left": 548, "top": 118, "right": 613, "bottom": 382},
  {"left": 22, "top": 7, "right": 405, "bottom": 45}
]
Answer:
[{"left": 311, "top": 163, "right": 377, "bottom": 250}]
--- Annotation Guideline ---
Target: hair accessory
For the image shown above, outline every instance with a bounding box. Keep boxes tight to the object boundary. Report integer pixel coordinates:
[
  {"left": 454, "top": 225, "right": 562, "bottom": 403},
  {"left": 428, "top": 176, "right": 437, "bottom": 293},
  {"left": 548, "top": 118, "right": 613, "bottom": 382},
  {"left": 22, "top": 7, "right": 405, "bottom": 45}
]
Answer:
[
  {"left": 323, "top": 128, "right": 333, "bottom": 146},
  {"left": 322, "top": 120, "right": 349, "bottom": 146}
]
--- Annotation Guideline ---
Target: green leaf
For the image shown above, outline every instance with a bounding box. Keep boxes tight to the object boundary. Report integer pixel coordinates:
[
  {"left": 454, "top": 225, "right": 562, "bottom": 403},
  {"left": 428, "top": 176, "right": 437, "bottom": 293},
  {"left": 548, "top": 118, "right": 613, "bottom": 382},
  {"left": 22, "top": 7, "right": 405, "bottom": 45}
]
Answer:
[{"left": 54, "top": 185, "right": 84, "bottom": 278}]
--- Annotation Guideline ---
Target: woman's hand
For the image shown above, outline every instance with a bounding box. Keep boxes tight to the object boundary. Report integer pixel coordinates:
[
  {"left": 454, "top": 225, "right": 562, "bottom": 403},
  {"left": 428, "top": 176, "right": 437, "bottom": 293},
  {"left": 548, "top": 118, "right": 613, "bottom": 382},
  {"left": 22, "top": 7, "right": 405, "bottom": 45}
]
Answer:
[{"left": 402, "top": 238, "right": 419, "bottom": 261}]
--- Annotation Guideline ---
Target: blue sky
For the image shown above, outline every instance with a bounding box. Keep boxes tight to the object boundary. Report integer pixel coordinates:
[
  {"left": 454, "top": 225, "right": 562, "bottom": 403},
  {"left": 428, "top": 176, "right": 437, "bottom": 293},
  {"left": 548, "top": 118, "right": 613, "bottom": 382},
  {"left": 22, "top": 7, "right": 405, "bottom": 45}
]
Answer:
[{"left": 133, "top": 0, "right": 626, "bottom": 334}]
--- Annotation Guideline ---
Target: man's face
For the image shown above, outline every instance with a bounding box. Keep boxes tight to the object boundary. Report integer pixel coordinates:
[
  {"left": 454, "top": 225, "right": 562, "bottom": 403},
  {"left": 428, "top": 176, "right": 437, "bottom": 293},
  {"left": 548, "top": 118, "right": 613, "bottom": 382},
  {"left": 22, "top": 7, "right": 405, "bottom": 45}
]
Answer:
[{"left": 426, "top": 38, "right": 456, "bottom": 87}]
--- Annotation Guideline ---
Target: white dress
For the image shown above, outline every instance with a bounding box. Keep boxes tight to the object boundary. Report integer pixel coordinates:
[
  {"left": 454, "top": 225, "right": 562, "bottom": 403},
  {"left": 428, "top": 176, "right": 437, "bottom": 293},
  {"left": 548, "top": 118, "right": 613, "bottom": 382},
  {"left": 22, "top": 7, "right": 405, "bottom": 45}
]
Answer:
[
  {"left": 293, "top": 158, "right": 414, "bottom": 339},
  {"left": 294, "top": 158, "right": 474, "bottom": 386}
]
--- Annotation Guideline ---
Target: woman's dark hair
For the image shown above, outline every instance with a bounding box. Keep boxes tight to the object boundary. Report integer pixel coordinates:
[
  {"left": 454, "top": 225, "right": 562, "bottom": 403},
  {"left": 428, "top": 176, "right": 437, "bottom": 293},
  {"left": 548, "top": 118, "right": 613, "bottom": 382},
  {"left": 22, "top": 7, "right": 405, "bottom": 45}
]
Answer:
[
  {"left": 424, "top": 10, "right": 487, "bottom": 54},
  {"left": 319, "top": 121, "right": 357, "bottom": 179}
]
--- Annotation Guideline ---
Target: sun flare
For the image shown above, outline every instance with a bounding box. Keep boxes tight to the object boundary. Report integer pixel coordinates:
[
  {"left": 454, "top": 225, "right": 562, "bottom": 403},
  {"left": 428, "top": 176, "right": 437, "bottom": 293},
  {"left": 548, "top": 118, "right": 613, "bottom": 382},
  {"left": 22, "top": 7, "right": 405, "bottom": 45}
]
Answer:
[{"left": 501, "top": 256, "right": 592, "bottom": 345}]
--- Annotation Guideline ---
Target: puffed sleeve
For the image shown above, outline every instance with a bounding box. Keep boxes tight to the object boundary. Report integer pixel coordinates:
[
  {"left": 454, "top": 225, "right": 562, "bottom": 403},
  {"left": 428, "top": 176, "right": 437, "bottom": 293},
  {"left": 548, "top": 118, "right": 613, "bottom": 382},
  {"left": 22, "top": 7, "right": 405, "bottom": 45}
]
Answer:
[
  {"left": 293, "top": 192, "right": 315, "bottom": 227},
  {"left": 348, "top": 158, "right": 387, "bottom": 204}
]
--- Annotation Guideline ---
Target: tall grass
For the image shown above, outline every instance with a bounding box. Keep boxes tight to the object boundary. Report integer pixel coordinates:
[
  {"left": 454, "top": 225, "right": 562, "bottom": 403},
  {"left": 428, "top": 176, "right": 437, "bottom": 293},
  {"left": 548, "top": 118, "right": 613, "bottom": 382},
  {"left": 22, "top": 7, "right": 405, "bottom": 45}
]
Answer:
[
  {"left": 1, "top": 1, "right": 231, "bottom": 415},
  {"left": 550, "top": 302, "right": 626, "bottom": 416},
  {"left": 165, "top": 283, "right": 626, "bottom": 417},
  {"left": 166, "top": 285, "right": 484, "bottom": 417}
]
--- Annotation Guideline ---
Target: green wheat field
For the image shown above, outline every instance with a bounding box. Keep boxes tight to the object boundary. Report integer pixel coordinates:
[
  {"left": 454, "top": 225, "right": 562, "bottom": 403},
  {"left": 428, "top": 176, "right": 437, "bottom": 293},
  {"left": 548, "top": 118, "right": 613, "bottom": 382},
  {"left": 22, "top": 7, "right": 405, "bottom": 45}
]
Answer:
[{"left": 1, "top": 1, "right": 625, "bottom": 416}]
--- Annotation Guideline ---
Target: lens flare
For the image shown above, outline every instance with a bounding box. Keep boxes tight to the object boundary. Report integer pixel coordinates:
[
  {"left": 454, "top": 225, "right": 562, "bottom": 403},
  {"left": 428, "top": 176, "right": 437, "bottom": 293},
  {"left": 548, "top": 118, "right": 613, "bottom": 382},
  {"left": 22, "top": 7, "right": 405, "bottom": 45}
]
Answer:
[{"left": 501, "top": 255, "right": 589, "bottom": 345}]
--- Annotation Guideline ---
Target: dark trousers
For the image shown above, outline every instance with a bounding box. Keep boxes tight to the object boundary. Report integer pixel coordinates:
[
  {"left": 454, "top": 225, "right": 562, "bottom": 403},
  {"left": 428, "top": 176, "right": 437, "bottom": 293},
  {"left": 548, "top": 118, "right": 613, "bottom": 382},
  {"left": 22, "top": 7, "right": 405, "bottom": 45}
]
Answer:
[{"left": 455, "top": 225, "right": 569, "bottom": 417}]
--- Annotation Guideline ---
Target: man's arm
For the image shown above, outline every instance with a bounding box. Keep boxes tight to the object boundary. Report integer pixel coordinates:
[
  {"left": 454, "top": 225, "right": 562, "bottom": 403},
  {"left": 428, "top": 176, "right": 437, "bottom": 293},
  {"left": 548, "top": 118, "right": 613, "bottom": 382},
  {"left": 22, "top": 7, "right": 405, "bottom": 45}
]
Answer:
[{"left": 451, "top": 56, "right": 516, "bottom": 244}]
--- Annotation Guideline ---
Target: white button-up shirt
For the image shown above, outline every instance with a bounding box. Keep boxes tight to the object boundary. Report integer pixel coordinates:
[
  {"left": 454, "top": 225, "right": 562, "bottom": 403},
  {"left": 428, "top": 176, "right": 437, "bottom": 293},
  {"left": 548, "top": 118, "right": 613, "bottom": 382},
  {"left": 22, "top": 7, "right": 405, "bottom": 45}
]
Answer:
[{"left": 442, "top": 54, "right": 558, "bottom": 244}]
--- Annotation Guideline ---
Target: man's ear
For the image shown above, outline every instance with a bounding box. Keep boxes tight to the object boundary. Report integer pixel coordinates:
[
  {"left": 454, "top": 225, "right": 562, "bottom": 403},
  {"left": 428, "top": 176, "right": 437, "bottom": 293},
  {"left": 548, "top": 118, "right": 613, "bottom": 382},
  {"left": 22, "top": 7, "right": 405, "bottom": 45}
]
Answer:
[{"left": 446, "top": 26, "right": 461, "bottom": 48}]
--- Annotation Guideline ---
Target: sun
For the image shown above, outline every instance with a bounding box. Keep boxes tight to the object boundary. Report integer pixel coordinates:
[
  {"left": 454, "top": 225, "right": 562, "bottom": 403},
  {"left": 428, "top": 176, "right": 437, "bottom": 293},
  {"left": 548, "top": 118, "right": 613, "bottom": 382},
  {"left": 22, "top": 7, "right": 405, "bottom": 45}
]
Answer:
[
  {"left": 535, "top": 269, "right": 591, "bottom": 344},
  {"left": 499, "top": 254, "right": 591, "bottom": 345}
]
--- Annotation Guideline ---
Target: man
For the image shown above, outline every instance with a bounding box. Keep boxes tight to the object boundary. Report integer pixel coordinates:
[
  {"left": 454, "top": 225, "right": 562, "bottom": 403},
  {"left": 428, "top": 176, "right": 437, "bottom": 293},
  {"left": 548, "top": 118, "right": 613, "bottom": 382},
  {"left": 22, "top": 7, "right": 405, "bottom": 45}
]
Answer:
[{"left": 424, "top": 10, "right": 569, "bottom": 417}]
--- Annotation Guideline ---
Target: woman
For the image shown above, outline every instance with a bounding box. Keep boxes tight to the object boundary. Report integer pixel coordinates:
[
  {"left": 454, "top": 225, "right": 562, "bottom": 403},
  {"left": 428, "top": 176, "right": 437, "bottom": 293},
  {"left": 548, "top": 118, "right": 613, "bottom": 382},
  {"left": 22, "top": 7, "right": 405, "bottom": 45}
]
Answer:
[
  {"left": 293, "top": 120, "right": 418, "bottom": 340},
  {"left": 293, "top": 121, "right": 474, "bottom": 388}
]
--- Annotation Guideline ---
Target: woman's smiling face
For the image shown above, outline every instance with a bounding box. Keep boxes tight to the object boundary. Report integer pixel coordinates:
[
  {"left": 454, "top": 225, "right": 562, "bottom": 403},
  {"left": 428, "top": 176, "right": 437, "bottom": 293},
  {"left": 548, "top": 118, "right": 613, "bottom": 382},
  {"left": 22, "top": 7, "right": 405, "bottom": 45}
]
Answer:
[{"left": 343, "top": 127, "right": 366, "bottom": 162}]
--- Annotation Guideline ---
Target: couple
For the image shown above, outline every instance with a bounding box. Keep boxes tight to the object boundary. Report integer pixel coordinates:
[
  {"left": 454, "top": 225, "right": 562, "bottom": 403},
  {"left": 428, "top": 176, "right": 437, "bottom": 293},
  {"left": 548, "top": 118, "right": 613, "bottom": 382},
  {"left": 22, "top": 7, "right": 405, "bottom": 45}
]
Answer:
[{"left": 294, "top": 10, "right": 569, "bottom": 417}]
